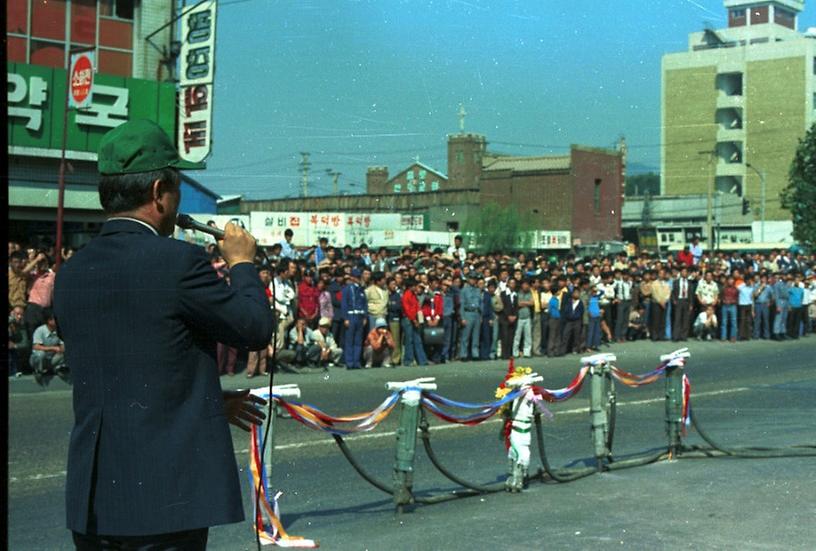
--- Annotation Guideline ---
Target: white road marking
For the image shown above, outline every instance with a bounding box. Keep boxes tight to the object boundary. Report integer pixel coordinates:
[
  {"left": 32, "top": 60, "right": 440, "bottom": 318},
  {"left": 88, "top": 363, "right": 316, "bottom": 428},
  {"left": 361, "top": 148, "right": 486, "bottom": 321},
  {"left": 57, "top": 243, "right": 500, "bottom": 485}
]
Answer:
[{"left": 6, "top": 386, "right": 751, "bottom": 484}]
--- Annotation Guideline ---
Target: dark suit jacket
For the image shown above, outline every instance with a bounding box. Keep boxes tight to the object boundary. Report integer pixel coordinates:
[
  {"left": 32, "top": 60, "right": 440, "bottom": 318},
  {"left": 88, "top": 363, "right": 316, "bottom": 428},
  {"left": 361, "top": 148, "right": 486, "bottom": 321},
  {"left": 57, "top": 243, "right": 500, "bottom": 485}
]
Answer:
[
  {"left": 671, "top": 278, "right": 696, "bottom": 304},
  {"left": 561, "top": 297, "right": 584, "bottom": 321},
  {"left": 500, "top": 291, "right": 519, "bottom": 320},
  {"left": 53, "top": 219, "right": 274, "bottom": 536}
]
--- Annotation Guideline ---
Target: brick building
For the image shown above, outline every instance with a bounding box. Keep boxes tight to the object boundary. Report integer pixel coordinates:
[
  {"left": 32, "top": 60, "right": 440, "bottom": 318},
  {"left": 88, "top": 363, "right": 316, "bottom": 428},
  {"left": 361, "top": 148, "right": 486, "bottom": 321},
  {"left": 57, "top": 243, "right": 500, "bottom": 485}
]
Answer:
[{"left": 240, "top": 132, "right": 625, "bottom": 246}]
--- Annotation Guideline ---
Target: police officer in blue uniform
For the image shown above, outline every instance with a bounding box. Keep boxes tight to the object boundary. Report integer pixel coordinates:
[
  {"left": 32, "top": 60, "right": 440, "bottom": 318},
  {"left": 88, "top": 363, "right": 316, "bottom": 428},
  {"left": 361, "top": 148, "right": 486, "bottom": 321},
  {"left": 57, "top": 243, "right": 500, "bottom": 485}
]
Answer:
[
  {"left": 458, "top": 272, "right": 482, "bottom": 360},
  {"left": 341, "top": 268, "right": 368, "bottom": 369}
]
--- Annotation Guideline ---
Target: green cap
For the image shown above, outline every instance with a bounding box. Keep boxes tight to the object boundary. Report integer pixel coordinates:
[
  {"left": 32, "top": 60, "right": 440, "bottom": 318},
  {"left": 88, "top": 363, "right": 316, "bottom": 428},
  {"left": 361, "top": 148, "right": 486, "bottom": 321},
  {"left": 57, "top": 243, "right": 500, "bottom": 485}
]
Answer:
[{"left": 98, "top": 119, "right": 205, "bottom": 175}]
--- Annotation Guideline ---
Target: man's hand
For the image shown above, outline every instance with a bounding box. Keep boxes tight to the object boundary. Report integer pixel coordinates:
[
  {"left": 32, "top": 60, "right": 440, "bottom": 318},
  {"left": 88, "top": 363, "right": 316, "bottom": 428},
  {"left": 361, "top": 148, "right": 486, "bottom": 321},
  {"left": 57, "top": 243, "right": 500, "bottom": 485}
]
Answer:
[
  {"left": 218, "top": 222, "right": 256, "bottom": 268},
  {"left": 223, "top": 389, "right": 267, "bottom": 432}
]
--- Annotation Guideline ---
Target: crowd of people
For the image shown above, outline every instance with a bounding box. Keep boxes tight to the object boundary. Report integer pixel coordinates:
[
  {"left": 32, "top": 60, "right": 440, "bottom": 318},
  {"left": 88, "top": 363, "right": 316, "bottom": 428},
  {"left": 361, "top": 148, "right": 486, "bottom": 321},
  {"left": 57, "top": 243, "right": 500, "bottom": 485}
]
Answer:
[
  {"left": 7, "top": 242, "right": 74, "bottom": 383},
  {"left": 9, "top": 233, "right": 816, "bottom": 379},
  {"left": 201, "top": 232, "right": 816, "bottom": 375}
]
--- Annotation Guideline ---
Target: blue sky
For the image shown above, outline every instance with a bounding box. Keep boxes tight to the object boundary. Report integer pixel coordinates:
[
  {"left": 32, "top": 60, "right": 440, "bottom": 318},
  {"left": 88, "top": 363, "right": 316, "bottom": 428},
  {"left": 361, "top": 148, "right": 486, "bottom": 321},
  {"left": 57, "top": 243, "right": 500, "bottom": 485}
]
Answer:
[{"left": 197, "top": 0, "right": 816, "bottom": 199}]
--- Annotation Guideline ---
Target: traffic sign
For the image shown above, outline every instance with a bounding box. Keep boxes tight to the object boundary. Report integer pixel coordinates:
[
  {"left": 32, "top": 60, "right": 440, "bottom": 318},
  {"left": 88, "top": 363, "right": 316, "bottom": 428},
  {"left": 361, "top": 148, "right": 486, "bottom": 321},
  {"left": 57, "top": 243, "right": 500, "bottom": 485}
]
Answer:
[{"left": 69, "top": 51, "right": 95, "bottom": 110}]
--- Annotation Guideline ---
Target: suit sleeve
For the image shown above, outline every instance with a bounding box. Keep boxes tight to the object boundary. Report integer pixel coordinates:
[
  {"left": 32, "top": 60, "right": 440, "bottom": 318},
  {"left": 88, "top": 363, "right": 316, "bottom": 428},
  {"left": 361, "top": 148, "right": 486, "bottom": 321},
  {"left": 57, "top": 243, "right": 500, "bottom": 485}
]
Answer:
[{"left": 178, "top": 247, "right": 274, "bottom": 350}]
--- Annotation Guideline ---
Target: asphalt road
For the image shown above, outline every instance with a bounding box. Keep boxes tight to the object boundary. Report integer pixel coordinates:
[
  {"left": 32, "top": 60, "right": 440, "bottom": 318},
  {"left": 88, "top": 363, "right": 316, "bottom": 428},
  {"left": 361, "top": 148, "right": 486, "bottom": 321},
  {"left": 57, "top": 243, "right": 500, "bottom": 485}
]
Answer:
[{"left": 8, "top": 338, "right": 816, "bottom": 550}]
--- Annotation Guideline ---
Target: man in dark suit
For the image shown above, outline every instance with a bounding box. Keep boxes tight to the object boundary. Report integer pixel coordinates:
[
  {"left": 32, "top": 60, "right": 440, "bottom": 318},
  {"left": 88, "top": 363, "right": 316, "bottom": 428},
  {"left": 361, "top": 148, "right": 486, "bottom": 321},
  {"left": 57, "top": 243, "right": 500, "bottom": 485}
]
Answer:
[
  {"left": 498, "top": 278, "right": 519, "bottom": 360},
  {"left": 53, "top": 120, "right": 274, "bottom": 550},
  {"left": 671, "top": 266, "right": 694, "bottom": 341}
]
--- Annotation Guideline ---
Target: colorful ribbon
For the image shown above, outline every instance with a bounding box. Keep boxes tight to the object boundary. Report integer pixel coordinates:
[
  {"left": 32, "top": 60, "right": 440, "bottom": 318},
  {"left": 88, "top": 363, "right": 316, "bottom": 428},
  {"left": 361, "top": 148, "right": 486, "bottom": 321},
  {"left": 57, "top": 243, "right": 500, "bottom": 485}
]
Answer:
[
  {"left": 248, "top": 424, "right": 318, "bottom": 547},
  {"left": 275, "top": 393, "right": 400, "bottom": 436},
  {"left": 531, "top": 366, "right": 590, "bottom": 402},
  {"left": 610, "top": 363, "right": 668, "bottom": 387},
  {"left": 682, "top": 374, "right": 691, "bottom": 434},
  {"left": 421, "top": 389, "right": 522, "bottom": 425}
]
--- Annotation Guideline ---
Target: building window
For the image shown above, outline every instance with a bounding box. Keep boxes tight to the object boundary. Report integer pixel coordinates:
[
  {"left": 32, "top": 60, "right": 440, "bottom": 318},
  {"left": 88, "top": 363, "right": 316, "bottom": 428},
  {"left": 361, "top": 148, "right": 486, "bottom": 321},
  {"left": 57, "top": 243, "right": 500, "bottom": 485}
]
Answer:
[
  {"left": 431, "top": 181, "right": 439, "bottom": 191},
  {"left": 729, "top": 8, "right": 746, "bottom": 27},
  {"left": 594, "top": 179, "right": 601, "bottom": 213},
  {"left": 456, "top": 150, "right": 464, "bottom": 164},
  {"left": 750, "top": 6, "right": 768, "bottom": 24},
  {"left": 447, "top": 221, "right": 459, "bottom": 231},
  {"left": 19, "top": 0, "right": 134, "bottom": 76},
  {"left": 100, "top": 0, "right": 134, "bottom": 20},
  {"left": 393, "top": 183, "right": 402, "bottom": 193},
  {"left": 774, "top": 7, "right": 796, "bottom": 29}
]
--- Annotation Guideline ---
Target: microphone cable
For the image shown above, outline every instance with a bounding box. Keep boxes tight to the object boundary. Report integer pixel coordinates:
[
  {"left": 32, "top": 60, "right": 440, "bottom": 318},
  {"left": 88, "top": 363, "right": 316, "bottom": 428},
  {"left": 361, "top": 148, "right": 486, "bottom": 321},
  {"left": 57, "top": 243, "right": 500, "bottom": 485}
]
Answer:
[{"left": 254, "top": 247, "right": 276, "bottom": 551}]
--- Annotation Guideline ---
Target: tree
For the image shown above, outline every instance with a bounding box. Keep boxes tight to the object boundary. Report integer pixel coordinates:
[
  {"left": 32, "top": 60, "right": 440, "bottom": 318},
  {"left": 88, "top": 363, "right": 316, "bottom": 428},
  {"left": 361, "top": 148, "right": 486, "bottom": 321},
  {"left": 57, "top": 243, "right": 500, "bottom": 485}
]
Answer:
[
  {"left": 463, "top": 203, "right": 534, "bottom": 254},
  {"left": 781, "top": 123, "right": 816, "bottom": 246}
]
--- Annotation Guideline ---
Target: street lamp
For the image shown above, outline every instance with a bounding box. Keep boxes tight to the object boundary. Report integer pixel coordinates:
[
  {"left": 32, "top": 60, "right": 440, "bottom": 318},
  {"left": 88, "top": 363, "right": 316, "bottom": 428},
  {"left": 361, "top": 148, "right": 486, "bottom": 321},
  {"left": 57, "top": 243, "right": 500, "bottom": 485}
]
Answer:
[{"left": 745, "top": 163, "right": 766, "bottom": 242}]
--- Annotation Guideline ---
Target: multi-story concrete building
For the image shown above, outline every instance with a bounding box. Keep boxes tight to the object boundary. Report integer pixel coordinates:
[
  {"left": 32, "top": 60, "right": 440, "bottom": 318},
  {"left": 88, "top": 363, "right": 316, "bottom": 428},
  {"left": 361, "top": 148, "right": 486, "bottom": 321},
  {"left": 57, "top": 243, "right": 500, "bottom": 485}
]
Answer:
[
  {"left": 661, "top": 0, "right": 814, "bottom": 235},
  {"left": 6, "top": 0, "right": 219, "bottom": 247}
]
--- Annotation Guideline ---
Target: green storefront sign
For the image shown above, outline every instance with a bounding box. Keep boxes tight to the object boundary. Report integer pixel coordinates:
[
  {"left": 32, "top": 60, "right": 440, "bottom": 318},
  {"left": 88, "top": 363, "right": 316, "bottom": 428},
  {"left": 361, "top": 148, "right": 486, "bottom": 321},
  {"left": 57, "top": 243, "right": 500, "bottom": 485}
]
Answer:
[{"left": 7, "top": 62, "right": 176, "bottom": 154}]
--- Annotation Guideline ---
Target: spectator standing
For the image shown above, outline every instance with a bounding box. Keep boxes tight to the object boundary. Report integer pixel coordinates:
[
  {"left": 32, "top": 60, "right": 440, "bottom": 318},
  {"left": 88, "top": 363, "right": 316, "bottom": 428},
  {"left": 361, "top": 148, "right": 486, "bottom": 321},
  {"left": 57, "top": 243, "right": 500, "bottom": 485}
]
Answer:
[
  {"left": 671, "top": 267, "right": 693, "bottom": 341},
  {"left": 273, "top": 260, "right": 297, "bottom": 353},
  {"left": 613, "top": 270, "right": 632, "bottom": 342},
  {"left": 297, "top": 273, "right": 320, "bottom": 328},
  {"left": 772, "top": 274, "right": 790, "bottom": 340},
  {"left": 498, "top": 279, "right": 519, "bottom": 360},
  {"left": 24, "top": 253, "right": 56, "bottom": 341},
  {"left": 447, "top": 235, "right": 466, "bottom": 264},
  {"left": 690, "top": 237, "right": 703, "bottom": 265},
  {"left": 365, "top": 272, "right": 389, "bottom": 334},
  {"left": 246, "top": 265, "right": 273, "bottom": 378},
  {"left": 695, "top": 271, "right": 720, "bottom": 316},
  {"left": 328, "top": 269, "right": 346, "bottom": 345},
  {"left": 539, "top": 278, "right": 553, "bottom": 354},
  {"left": 650, "top": 271, "right": 670, "bottom": 342},
  {"left": 8, "top": 306, "right": 29, "bottom": 377},
  {"left": 530, "top": 278, "right": 542, "bottom": 356},
  {"left": 317, "top": 277, "right": 333, "bottom": 320},
  {"left": 8, "top": 250, "right": 36, "bottom": 310},
  {"left": 279, "top": 228, "right": 297, "bottom": 259},
  {"left": 401, "top": 279, "right": 429, "bottom": 366},
  {"left": 513, "top": 279, "right": 534, "bottom": 358},
  {"left": 560, "top": 288, "right": 584, "bottom": 355},
  {"left": 341, "top": 268, "right": 368, "bottom": 370},
  {"left": 480, "top": 279, "right": 496, "bottom": 360},
  {"left": 586, "top": 285, "right": 602, "bottom": 351},
  {"left": 421, "top": 279, "right": 444, "bottom": 362},
  {"left": 546, "top": 286, "right": 563, "bottom": 357},
  {"left": 720, "top": 277, "right": 739, "bottom": 342},
  {"left": 752, "top": 274, "right": 773, "bottom": 339},
  {"left": 386, "top": 278, "right": 403, "bottom": 365},
  {"left": 458, "top": 272, "right": 482, "bottom": 361},
  {"left": 736, "top": 275, "right": 756, "bottom": 341},
  {"left": 787, "top": 273, "right": 805, "bottom": 339},
  {"left": 441, "top": 276, "right": 458, "bottom": 362}
]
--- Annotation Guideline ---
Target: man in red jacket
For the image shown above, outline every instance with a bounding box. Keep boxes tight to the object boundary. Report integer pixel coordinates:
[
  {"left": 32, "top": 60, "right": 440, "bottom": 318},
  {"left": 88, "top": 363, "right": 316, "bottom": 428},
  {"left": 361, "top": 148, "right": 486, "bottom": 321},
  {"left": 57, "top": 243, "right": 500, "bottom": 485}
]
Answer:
[
  {"left": 401, "top": 279, "right": 428, "bottom": 366},
  {"left": 677, "top": 246, "right": 694, "bottom": 268}
]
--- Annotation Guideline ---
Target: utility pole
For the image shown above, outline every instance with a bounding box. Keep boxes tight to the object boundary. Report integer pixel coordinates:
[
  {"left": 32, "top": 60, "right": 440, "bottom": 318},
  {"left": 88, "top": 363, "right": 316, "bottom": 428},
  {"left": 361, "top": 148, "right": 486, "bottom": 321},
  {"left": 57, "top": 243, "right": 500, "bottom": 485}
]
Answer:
[
  {"left": 325, "top": 169, "right": 341, "bottom": 195},
  {"left": 746, "top": 163, "right": 766, "bottom": 242},
  {"left": 699, "top": 149, "right": 717, "bottom": 249},
  {"left": 299, "top": 152, "right": 311, "bottom": 198}
]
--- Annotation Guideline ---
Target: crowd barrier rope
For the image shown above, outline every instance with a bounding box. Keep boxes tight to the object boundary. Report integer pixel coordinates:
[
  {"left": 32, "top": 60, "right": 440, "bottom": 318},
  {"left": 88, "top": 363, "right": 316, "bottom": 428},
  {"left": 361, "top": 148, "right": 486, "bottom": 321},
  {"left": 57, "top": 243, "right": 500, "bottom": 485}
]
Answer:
[{"left": 246, "top": 349, "right": 815, "bottom": 546}]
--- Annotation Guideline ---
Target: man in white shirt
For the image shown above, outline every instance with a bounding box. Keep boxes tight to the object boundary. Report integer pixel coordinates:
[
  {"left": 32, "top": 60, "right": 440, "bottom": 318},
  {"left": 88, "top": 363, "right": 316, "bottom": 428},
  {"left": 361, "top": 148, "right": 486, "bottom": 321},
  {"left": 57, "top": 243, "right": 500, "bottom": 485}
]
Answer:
[
  {"left": 447, "top": 235, "right": 466, "bottom": 264},
  {"left": 693, "top": 306, "right": 718, "bottom": 340},
  {"left": 689, "top": 237, "right": 703, "bottom": 266}
]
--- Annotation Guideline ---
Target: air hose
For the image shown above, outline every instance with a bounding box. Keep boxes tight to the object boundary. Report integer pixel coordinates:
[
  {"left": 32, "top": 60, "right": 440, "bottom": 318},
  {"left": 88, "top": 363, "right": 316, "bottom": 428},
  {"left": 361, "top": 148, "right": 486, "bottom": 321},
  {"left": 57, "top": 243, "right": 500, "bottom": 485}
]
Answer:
[
  {"left": 533, "top": 413, "right": 597, "bottom": 482},
  {"left": 686, "top": 414, "right": 816, "bottom": 459},
  {"left": 418, "top": 410, "right": 506, "bottom": 494}
]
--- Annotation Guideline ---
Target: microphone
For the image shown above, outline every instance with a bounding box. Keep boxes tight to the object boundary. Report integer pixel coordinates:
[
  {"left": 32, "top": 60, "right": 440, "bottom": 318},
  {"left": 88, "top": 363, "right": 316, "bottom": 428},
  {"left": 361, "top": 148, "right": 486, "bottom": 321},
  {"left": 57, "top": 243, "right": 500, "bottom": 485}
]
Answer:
[{"left": 176, "top": 213, "right": 225, "bottom": 240}]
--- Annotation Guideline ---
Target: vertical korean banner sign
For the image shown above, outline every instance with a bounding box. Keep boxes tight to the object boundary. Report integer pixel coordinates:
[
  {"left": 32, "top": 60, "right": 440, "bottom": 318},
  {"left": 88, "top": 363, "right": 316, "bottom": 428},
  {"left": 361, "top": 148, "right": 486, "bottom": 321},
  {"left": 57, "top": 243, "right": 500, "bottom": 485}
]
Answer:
[{"left": 178, "top": 1, "right": 217, "bottom": 163}]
